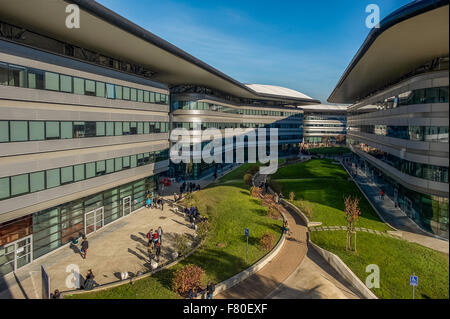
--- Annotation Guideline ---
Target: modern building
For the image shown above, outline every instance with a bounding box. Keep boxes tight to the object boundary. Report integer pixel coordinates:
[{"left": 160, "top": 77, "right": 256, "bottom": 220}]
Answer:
[
  {"left": 0, "top": 0, "right": 324, "bottom": 275},
  {"left": 328, "top": 0, "right": 449, "bottom": 238},
  {"left": 301, "top": 104, "right": 348, "bottom": 145}
]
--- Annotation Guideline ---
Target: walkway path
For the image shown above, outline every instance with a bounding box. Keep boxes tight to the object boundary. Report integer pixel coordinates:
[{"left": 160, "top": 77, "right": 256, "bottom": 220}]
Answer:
[
  {"left": 216, "top": 173, "right": 362, "bottom": 299},
  {"left": 342, "top": 160, "right": 448, "bottom": 255},
  {"left": 0, "top": 204, "right": 195, "bottom": 299}
]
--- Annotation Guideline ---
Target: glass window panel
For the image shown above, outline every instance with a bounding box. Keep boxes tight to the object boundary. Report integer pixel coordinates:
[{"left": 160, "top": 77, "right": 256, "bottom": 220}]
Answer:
[
  {"left": 44, "top": 72, "right": 59, "bottom": 91},
  {"left": 130, "top": 122, "right": 137, "bottom": 134},
  {"left": 96, "top": 160, "right": 106, "bottom": 175},
  {"left": 137, "top": 122, "right": 143, "bottom": 134},
  {"left": 85, "top": 80, "right": 96, "bottom": 96},
  {"left": 96, "top": 81, "right": 105, "bottom": 97},
  {"left": 130, "top": 155, "right": 137, "bottom": 168},
  {"left": 74, "top": 164, "right": 85, "bottom": 182},
  {"left": 10, "top": 121, "right": 28, "bottom": 142},
  {"left": 73, "top": 121, "right": 85, "bottom": 138},
  {"left": 0, "top": 121, "right": 9, "bottom": 142},
  {"left": 137, "top": 90, "right": 143, "bottom": 102},
  {"left": 85, "top": 162, "right": 95, "bottom": 179},
  {"left": 61, "top": 122, "right": 73, "bottom": 139},
  {"left": 11, "top": 174, "right": 29, "bottom": 196},
  {"left": 73, "top": 77, "right": 85, "bottom": 95},
  {"left": 123, "top": 87, "right": 130, "bottom": 100},
  {"left": 106, "top": 159, "right": 114, "bottom": 174},
  {"left": 130, "top": 88, "right": 137, "bottom": 101},
  {"left": 8, "top": 64, "right": 27, "bottom": 88},
  {"left": 0, "top": 177, "right": 9, "bottom": 199},
  {"left": 60, "top": 74, "right": 72, "bottom": 93},
  {"left": 114, "top": 157, "right": 122, "bottom": 171},
  {"left": 123, "top": 122, "right": 130, "bottom": 135},
  {"left": 106, "top": 84, "right": 115, "bottom": 99},
  {"left": 85, "top": 122, "right": 96, "bottom": 137},
  {"left": 46, "top": 169, "right": 60, "bottom": 189},
  {"left": 96, "top": 122, "right": 105, "bottom": 136},
  {"left": 144, "top": 91, "right": 149, "bottom": 103},
  {"left": 0, "top": 62, "right": 8, "bottom": 86},
  {"left": 123, "top": 156, "right": 130, "bottom": 168},
  {"left": 155, "top": 93, "right": 161, "bottom": 103},
  {"left": 115, "top": 122, "right": 123, "bottom": 135},
  {"left": 29, "top": 121, "right": 45, "bottom": 141},
  {"left": 150, "top": 92, "right": 155, "bottom": 103},
  {"left": 45, "top": 121, "right": 60, "bottom": 139},
  {"left": 115, "top": 85, "right": 122, "bottom": 100},
  {"left": 106, "top": 122, "right": 114, "bottom": 136},
  {"left": 61, "top": 166, "right": 74, "bottom": 184},
  {"left": 144, "top": 122, "right": 150, "bottom": 134}
]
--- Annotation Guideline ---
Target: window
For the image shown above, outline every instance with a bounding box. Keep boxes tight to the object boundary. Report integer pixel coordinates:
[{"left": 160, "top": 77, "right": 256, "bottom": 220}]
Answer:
[
  {"left": 61, "top": 166, "right": 74, "bottom": 184},
  {"left": 74, "top": 164, "right": 85, "bottom": 182},
  {"left": 106, "top": 159, "right": 114, "bottom": 174},
  {"left": 137, "top": 122, "right": 143, "bottom": 134},
  {"left": 27, "top": 68, "right": 45, "bottom": 90},
  {"left": 137, "top": 90, "right": 143, "bottom": 102},
  {"left": 115, "top": 85, "right": 122, "bottom": 100},
  {"left": 144, "top": 122, "right": 150, "bottom": 134},
  {"left": 106, "top": 84, "right": 115, "bottom": 99},
  {"left": 96, "top": 122, "right": 105, "bottom": 136},
  {"left": 29, "top": 121, "right": 45, "bottom": 141},
  {"left": 123, "top": 156, "right": 130, "bottom": 168},
  {"left": 85, "top": 122, "right": 96, "bottom": 137},
  {"left": 0, "top": 62, "right": 8, "bottom": 86},
  {"left": 96, "top": 160, "right": 106, "bottom": 176},
  {"left": 61, "top": 122, "right": 73, "bottom": 139},
  {"left": 10, "top": 121, "right": 28, "bottom": 142},
  {"left": 130, "top": 88, "right": 137, "bottom": 101},
  {"left": 60, "top": 75, "right": 72, "bottom": 93},
  {"left": 85, "top": 163, "right": 95, "bottom": 179},
  {"left": 73, "top": 122, "right": 85, "bottom": 138},
  {"left": 150, "top": 92, "right": 155, "bottom": 103},
  {"left": 115, "top": 122, "right": 123, "bottom": 135},
  {"left": 123, "top": 87, "right": 130, "bottom": 100},
  {"left": 8, "top": 65, "right": 27, "bottom": 88},
  {"left": 11, "top": 174, "right": 29, "bottom": 196},
  {"left": 0, "top": 177, "right": 9, "bottom": 199},
  {"left": 85, "top": 80, "right": 96, "bottom": 96},
  {"left": 106, "top": 122, "right": 114, "bottom": 136},
  {"left": 130, "top": 155, "right": 137, "bottom": 168},
  {"left": 123, "top": 122, "right": 130, "bottom": 135},
  {"left": 144, "top": 91, "right": 149, "bottom": 103},
  {"left": 44, "top": 72, "right": 59, "bottom": 91},
  {"left": 46, "top": 169, "right": 60, "bottom": 189},
  {"left": 45, "top": 122, "right": 60, "bottom": 140},
  {"left": 130, "top": 122, "right": 137, "bottom": 134},
  {"left": 73, "top": 77, "right": 85, "bottom": 95},
  {"left": 0, "top": 121, "right": 8, "bottom": 142},
  {"left": 96, "top": 81, "right": 105, "bottom": 97},
  {"left": 114, "top": 157, "right": 123, "bottom": 171}
]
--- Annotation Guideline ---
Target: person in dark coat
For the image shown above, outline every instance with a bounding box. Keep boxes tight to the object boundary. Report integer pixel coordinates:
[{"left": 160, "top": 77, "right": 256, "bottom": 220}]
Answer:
[
  {"left": 81, "top": 237, "right": 89, "bottom": 259},
  {"left": 206, "top": 281, "right": 215, "bottom": 299}
]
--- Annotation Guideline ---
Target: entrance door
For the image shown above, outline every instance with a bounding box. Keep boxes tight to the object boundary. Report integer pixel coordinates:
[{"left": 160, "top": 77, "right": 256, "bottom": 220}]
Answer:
[
  {"left": 0, "top": 236, "right": 32, "bottom": 276},
  {"left": 123, "top": 196, "right": 132, "bottom": 216},
  {"left": 84, "top": 207, "right": 104, "bottom": 236}
]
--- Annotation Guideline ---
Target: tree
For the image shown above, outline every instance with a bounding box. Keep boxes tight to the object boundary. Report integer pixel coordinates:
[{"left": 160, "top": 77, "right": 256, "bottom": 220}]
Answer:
[{"left": 344, "top": 196, "right": 361, "bottom": 252}]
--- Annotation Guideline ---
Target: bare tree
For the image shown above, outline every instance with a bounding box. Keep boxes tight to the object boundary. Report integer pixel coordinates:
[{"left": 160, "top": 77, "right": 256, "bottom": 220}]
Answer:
[{"left": 344, "top": 196, "right": 361, "bottom": 252}]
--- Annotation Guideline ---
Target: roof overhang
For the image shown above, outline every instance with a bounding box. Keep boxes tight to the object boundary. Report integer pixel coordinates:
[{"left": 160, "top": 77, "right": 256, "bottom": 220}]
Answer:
[
  {"left": 328, "top": 0, "right": 449, "bottom": 104},
  {"left": 0, "top": 0, "right": 320, "bottom": 105}
]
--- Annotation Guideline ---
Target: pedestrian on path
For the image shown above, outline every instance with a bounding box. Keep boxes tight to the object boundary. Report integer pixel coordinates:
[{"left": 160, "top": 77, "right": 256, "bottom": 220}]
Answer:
[
  {"left": 83, "top": 269, "right": 96, "bottom": 290},
  {"left": 157, "top": 226, "right": 163, "bottom": 244},
  {"left": 155, "top": 241, "right": 161, "bottom": 262},
  {"left": 152, "top": 231, "right": 159, "bottom": 249},
  {"left": 147, "top": 242, "right": 153, "bottom": 262},
  {"left": 147, "top": 229, "right": 153, "bottom": 245},
  {"left": 206, "top": 281, "right": 215, "bottom": 299},
  {"left": 81, "top": 237, "right": 88, "bottom": 259},
  {"left": 146, "top": 197, "right": 151, "bottom": 209},
  {"left": 51, "top": 289, "right": 61, "bottom": 299},
  {"left": 160, "top": 198, "right": 164, "bottom": 211}
]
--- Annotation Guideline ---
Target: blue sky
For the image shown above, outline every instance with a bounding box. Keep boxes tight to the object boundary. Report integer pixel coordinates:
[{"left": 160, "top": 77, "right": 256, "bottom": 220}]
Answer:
[{"left": 97, "top": 0, "right": 412, "bottom": 103}]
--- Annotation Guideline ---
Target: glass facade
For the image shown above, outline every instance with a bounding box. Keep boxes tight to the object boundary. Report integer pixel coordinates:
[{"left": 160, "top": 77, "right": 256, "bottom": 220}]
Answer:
[
  {"left": 0, "top": 120, "right": 169, "bottom": 143},
  {"left": 0, "top": 149, "right": 169, "bottom": 200},
  {"left": 0, "top": 60, "right": 169, "bottom": 104},
  {"left": 172, "top": 122, "right": 302, "bottom": 130},
  {"left": 351, "top": 125, "right": 449, "bottom": 143}
]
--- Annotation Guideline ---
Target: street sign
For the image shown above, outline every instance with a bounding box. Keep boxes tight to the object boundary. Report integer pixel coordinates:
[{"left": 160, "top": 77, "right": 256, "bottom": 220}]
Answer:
[
  {"left": 410, "top": 275, "right": 418, "bottom": 287},
  {"left": 245, "top": 228, "right": 249, "bottom": 237}
]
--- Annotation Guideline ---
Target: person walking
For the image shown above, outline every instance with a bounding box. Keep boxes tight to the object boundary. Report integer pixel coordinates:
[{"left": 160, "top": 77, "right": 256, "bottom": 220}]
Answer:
[
  {"left": 157, "top": 226, "right": 163, "bottom": 245},
  {"left": 147, "top": 229, "right": 153, "bottom": 246},
  {"left": 146, "top": 197, "right": 151, "bottom": 209},
  {"left": 152, "top": 231, "right": 159, "bottom": 249},
  {"left": 80, "top": 237, "right": 88, "bottom": 259},
  {"left": 206, "top": 281, "right": 215, "bottom": 299},
  {"left": 51, "top": 289, "right": 61, "bottom": 299},
  {"left": 160, "top": 198, "right": 164, "bottom": 211},
  {"left": 155, "top": 241, "right": 161, "bottom": 262}
]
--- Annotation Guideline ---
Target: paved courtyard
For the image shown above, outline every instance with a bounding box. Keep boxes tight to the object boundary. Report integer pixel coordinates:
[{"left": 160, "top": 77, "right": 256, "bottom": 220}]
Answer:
[{"left": 0, "top": 203, "right": 195, "bottom": 299}]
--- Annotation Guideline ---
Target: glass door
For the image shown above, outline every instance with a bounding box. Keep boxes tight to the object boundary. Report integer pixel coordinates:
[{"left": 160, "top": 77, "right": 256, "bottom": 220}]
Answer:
[
  {"left": 0, "top": 236, "right": 33, "bottom": 276},
  {"left": 123, "top": 196, "right": 131, "bottom": 216},
  {"left": 85, "top": 207, "right": 104, "bottom": 236}
]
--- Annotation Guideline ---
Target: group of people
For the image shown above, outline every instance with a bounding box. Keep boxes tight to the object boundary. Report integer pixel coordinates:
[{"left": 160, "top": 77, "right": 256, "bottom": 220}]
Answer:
[
  {"left": 188, "top": 281, "right": 216, "bottom": 299},
  {"left": 70, "top": 233, "right": 89, "bottom": 260},
  {"left": 146, "top": 226, "right": 164, "bottom": 263},
  {"left": 146, "top": 194, "right": 165, "bottom": 211},
  {"left": 179, "top": 181, "right": 201, "bottom": 194},
  {"left": 184, "top": 206, "right": 207, "bottom": 228}
]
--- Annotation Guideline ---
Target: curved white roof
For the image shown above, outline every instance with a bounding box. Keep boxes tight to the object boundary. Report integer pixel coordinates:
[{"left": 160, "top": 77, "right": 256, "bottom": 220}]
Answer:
[
  {"left": 246, "top": 84, "right": 313, "bottom": 100},
  {"left": 301, "top": 104, "right": 348, "bottom": 111}
]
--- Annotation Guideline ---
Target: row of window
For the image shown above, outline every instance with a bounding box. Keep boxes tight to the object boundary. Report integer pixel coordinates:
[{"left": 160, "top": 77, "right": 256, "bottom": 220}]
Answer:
[
  {"left": 0, "top": 120, "right": 169, "bottom": 143},
  {"left": 171, "top": 100, "right": 303, "bottom": 117},
  {"left": 0, "top": 149, "right": 169, "bottom": 201},
  {"left": 351, "top": 141, "right": 448, "bottom": 183},
  {"left": 304, "top": 124, "right": 345, "bottom": 127},
  {"left": 0, "top": 61, "right": 169, "bottom": 104},
  {"left": 304, "top": 116, "right": 347, "bottom": 121},
  {"left": 351, "top": 125, "right": 449, "bottom": 143},
  {"left": 172, "top": 122, "right": 302, "bottom": 130}
]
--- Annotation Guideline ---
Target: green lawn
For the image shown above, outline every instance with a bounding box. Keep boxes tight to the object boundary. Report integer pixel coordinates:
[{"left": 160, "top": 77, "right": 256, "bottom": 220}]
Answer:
[
  {"left": 271, "top": 159, "right": 391, "bottom": 231},
  {"left": 219, "top": 163, "right": 261, "bottom": 183},
  {"left": 66, "top": 172, "right": 282, "bottom": 299},
  {"left": 311, "top": 231, "right": 449, "bottom": 299}
]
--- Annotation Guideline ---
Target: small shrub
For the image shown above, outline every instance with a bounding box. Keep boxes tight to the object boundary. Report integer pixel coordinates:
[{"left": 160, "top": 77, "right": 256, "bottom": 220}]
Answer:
[
  {"left": 172, "top": 264, "right": 205, "bottom": 296},
  {"left": 267, "top": 205, "right": 281, "bottom": 219},
  {"left": 289, "top": 191, "right": 295, "bottom": 202},
  {"left": 250, "top": 186, "right": 262, "bottom": 198},
  {"left": 196, "top": 221, "right": 210, "bottom": 242},
  {"left": 297, "top": 200, "right": 313, "bottom": 218},
  {"left": 260, "top": 232, "right": 275, "bottom": 251},
  {"left": 243, "top": 173, "right": 253, "bottom": 186},
  {"left": 175, "top": 233, "right": 190, "bottom": 256}
]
